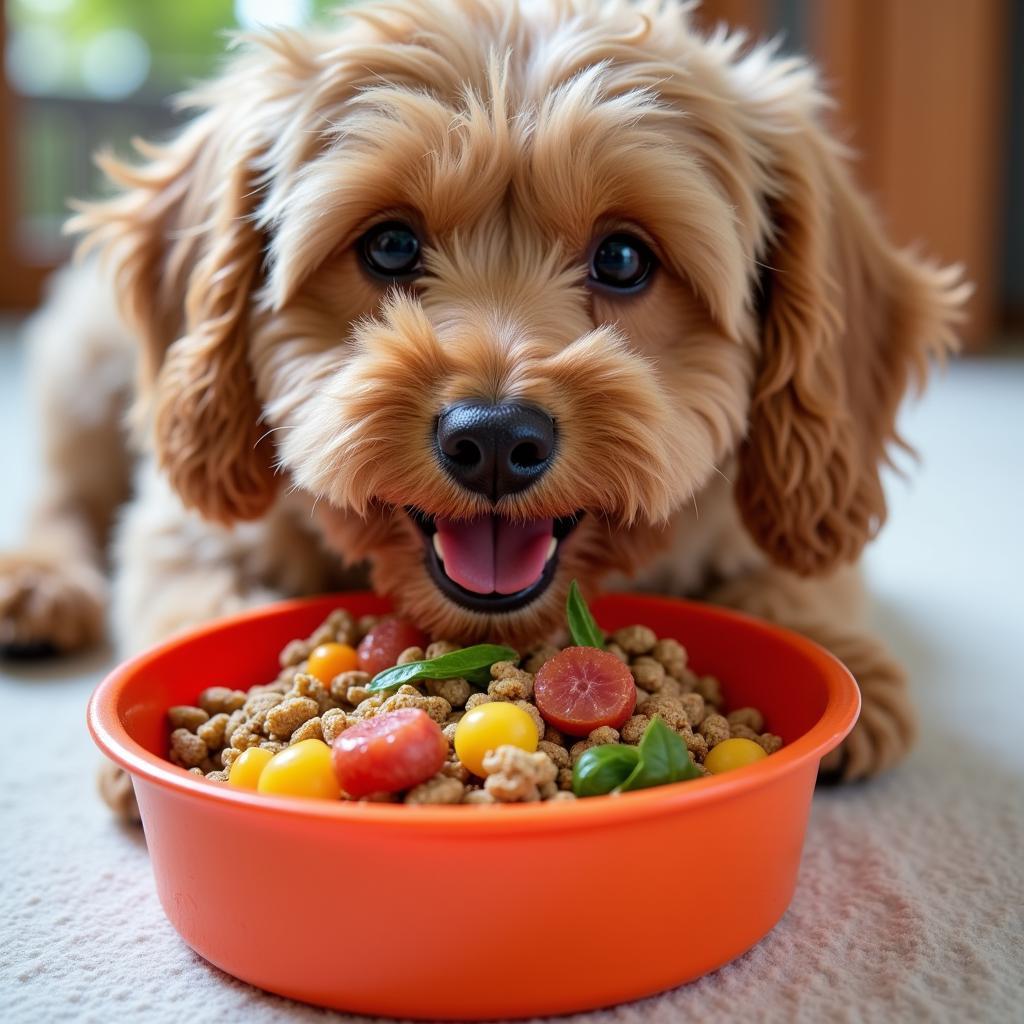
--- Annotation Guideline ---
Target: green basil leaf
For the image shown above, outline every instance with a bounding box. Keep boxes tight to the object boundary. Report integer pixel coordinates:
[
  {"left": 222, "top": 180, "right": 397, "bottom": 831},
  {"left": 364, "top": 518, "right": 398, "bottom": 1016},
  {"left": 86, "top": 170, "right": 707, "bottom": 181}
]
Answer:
[
  {"left": 616, "top": 716, "right": 701, "bottom": 792},
  {"left": 368, "top": 644, "right": 518, "bottom": 693},
  {"left": 572, "top": 744, "right": 641, "bottom": 798},
  {"left": 566, "top": 579, "right": 605, "bottom": 650}
]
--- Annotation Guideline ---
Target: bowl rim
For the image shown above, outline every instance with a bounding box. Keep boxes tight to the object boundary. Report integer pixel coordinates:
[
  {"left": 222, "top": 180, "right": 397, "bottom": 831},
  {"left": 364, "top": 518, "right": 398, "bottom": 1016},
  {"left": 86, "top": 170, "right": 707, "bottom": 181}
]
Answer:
[{"left": 87, "top": 592, "right": 860, "bottom": 834}]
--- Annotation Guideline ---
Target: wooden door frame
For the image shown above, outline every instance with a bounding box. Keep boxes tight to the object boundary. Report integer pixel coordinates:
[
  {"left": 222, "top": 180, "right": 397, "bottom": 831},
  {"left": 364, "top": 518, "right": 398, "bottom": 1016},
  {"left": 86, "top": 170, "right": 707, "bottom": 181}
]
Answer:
[{"left": 0, "top": 2, "right": 50, "bottom": 311}]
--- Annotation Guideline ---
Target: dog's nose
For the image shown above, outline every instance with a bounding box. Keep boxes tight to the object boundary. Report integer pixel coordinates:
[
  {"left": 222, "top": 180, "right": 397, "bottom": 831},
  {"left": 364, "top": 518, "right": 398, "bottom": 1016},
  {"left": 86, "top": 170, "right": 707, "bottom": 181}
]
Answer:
[{"left": 435, "top": 401, "right": 556, "bottom": 500}]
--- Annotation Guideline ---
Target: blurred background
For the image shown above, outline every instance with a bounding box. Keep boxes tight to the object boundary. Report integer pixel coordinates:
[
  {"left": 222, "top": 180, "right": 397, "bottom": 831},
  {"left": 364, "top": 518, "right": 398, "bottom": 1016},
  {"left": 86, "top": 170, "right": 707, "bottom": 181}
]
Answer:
[{"left": 0, "top": 0, "right": 1020, "bottom": 349}]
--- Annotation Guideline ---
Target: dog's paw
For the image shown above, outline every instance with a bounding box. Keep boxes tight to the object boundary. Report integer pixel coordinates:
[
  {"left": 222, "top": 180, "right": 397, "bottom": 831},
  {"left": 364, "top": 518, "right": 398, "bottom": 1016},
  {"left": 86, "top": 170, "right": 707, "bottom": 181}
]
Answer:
[
  {"left": 819, "top": 637, "right": 917, "bottom": 782},
  {"left": 0, "top": 552, "right": 106, "bottom": 654},
  {"left": 97, "top": 760, "right": 141, "bottom": 825}
]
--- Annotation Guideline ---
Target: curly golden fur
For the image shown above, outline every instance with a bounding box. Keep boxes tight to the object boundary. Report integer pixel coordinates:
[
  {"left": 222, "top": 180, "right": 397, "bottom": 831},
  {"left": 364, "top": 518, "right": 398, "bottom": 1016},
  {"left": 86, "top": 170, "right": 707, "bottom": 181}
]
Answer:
[{"left": 3, "top": 0, "right": 967, "bottom": 785}]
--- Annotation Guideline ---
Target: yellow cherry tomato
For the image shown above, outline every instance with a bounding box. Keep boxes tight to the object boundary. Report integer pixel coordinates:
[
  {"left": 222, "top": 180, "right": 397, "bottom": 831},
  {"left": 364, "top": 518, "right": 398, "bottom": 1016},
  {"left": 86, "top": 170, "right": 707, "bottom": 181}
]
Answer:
[
  {"left": 704, "top": 737, "right": 768, "bottom": 775},
  {"left": 454, "top": 702, "right": 539, "bottom": 776},
  {"left": 306, "top": 642, "right": 360, "bottom": 684},
  {"left": 227, "top": 746, "right": 275, "bottom": 789},
  {"left": 257, "top": 739, "right": 341, "bottom": 799}
]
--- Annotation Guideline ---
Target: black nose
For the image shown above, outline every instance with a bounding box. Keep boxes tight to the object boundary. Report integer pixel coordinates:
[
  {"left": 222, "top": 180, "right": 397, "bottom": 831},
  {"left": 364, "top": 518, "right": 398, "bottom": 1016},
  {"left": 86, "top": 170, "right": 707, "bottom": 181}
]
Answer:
[{"left": 435, "top": 401, "right": 556, "bottom": 500}]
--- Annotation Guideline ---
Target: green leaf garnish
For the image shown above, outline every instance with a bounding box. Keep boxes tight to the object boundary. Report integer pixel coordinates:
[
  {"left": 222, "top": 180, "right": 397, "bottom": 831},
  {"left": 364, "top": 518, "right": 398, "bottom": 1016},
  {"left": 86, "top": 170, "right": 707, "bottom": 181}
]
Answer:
[
  {"left": 572, "top": 744, "right": 641, "bottom": 797},
  {"left": 566, "top": 579, "right": 605, "bottom": 650},
  {"left": 616, "top": 717, "right": 702, "bottom": 793},
  {"left": 367, "top": 644, "right": 518, "bottom": 693}
]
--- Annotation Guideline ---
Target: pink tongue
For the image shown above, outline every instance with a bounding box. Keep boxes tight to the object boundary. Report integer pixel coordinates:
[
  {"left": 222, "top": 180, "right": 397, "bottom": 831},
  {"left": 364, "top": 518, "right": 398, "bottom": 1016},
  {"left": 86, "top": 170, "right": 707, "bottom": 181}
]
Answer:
[{"left": 435, "top": 516, "right": 554, "bottom": 595}]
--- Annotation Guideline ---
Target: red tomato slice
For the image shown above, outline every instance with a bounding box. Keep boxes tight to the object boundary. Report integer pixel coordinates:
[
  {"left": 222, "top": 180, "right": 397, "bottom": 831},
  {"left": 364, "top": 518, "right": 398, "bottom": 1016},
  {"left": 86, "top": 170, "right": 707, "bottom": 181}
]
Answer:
[
  {"left": 357, "top": 618, "right": 429, "bottom": 677},
  {"left": 533, "top": 647, "right": 637, "bottom": 737},
  {"left": 331, "top": 708, "right": 447, "bottom": 797}
]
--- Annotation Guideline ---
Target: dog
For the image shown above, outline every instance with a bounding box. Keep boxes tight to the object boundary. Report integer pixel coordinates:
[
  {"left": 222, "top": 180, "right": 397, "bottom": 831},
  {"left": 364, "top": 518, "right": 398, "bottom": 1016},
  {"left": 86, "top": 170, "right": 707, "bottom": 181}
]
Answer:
[{"left": 0, "top": 0, "right": 966, "bottom": 804}]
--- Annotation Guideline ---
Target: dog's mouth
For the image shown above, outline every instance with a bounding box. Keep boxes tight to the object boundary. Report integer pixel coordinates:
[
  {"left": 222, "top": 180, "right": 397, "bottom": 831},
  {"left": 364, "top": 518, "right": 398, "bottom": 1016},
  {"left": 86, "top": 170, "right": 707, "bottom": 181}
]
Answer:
[{"left": 407, "top": 508, "right": 582, "bottom": 613}]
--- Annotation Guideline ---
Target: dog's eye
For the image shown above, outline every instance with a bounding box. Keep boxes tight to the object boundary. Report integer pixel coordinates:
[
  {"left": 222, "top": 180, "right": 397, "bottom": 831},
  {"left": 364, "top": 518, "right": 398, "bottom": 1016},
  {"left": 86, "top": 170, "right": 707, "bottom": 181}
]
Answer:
[
  {"left": 589, "top": 233, "right": 655, "bottom": 291},
  {"left": 359, "top": 221, "right": 422, "bottom": 279}
]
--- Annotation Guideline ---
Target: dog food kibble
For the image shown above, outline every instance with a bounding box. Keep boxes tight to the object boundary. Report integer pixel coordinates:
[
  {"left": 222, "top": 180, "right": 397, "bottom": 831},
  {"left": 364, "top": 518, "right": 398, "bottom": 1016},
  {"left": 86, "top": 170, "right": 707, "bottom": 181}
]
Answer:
[
  {"left": 306, "top": 642, "right": 359, "bottom": 684},
  {"left": 166, "top": 581, "right": 783, "bottom": 803},
  {"left": 332, "top": 708, "right": 447, "bottom": 797},
  {"left": 533, "top": 647, "right": 637, "bottom": 736},
  {"left": 704, "top": 737, "right": 768, "bottom": 775},
  {"left": 257, "top": 739, "right": 341, "bottom": 799},
  {"left": 357, "top": 618, "right": 429, "bottom": 676},
  {"left": 228, "top": 746, "right": 274, "bottom": 789},
  {"left": 454, "top": 702, "right": 539, "bottom": 776}
]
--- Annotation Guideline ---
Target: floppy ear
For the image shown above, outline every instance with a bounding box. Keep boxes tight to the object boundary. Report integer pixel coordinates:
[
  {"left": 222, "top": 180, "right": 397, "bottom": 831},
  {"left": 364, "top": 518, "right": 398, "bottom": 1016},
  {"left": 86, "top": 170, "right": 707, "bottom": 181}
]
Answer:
[
  {"left": 734, "top": 92, "right": 968, "bottom": 575},
  {"left": 69, "top": 35, "right": 318, "bottom": 523}
]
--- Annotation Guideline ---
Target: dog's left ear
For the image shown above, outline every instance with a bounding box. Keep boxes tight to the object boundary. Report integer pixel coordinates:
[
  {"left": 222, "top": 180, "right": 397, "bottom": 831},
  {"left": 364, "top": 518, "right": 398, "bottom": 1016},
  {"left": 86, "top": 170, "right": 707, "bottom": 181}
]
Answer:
[
  {"left": 69, "top": 33, "right": 322, "bottom": 524},
  {"left": 734, "top": 83, "right": 968, "bottom": 575}
]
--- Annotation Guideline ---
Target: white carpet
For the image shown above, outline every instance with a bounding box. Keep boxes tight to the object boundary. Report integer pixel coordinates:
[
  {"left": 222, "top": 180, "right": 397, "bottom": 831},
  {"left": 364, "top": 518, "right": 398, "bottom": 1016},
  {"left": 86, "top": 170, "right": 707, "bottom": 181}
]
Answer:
[{"left": 1, "top": 329, "right": 1022, "bottom": 1023}]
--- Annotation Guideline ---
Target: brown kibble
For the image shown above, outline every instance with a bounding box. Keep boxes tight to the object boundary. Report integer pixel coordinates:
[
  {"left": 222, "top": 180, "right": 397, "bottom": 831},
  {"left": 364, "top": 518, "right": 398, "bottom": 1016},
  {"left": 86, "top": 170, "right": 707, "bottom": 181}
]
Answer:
[
  {"left": 727, "top": 707, "right": 765, "bottom": 733},
  {"left": 588, "top": 726, "right": 620, "bottom": 745},
  {"left": 230, "top": 724, "right": 262, "bottom": 751},
  {"left": 482, "top": 746, "right": 558, "bottom": 802},
  {"left": 604, "top": 642, "right": 629, "bottom": 664},
  {"left": 442, "top": 722, "right": 459, "bottom": 745},
  {"left": 441, "top": 760, "right": 470, "bottom": 783},
  {"left": 463, "top": 789, "right": 497, "bottom": 804},
  {"left": 611, "top": 625, "right": 657, "bottom": 656},
  {"left": 426, "top": 677, "right": 472, "bottom": 707},
  {"left": 694, "top": 675, "right": 722, "bottom": 705},
  {"left": 265, "top": 696, "right": 319, "bottom": 739},
  {"left": 205, "top": 770, "right": 230, "bottom": 782},
  {"left": 679, "top": 693, "right": 706, "bottom": 728},
  {"left": 758, "top": 733, "right": 783, "bottom": 754},
  {"left": 548, "top": 790, "right": 577, "bottom": 802},
  {"left": 290, "top": 716, "right": 324, "bottom": 744},
  {"left": 198, "top": 687, "right": 247, "bottom": 715},
  {"left": 659, "top": 676, "right": 683, "bottom": 698},
  {"left": 464, "top": 692, "right": 495, "bottom": 711},
  {"left": 396, "top": 645, "right": 425, "bottom": 665},
  {"left": 220, "top": 747, "right": 242, "bottom": 770},
  {"left": 353, "top": 694, "right": 386, "bottom": 718},
  {"left": 167, "top": 706, "right": 209, "bottom": 731},
  {"left": 729, "top": 723, "right": 760, "bottom": 741},
  {"left": 243, "top": 691, "right": 284, "bottom": 718},
  {"left": 651, "top": 637, "right": 687, "bottom": 677},
  {"left": 631, "top": 656, "right": 665, "bottom": 692},
  {"left": 404, "top": 775, "right": 465, "bottom": 804},
  {"left": 170, "top": 728, "right": 207, "bottom": 768},
  {"left": 279, "top": 638, "right": 311, "bottom": 667},
  {"left": 330, "top": 670, "right": 370, "bottom": 703},
  {"left": 196, "top": 712, "right": 229, "bottom": 749},
  {"left": 621, "top": 715, "right": 651, "bottom": 744},
  {"left": 320, "top": 708, "right": 349, "bottom": 743},
  {"left": 638, "top": 695, "right": 689, "bottom": 730},
  {"left": 682, "top": 730, "right": 708, "bottom": 761},
  {"left": 223, "top": 709, "right": 246, "bottom": 746},
  {"left": 537, "top": 740, "right": 570, "bottom": 769},
  {"left": 380, "top": 691, "right": 451, "bottom": 724},
  {"left": 425, "top": 640, "right": 460, "bottom": 660},
  {"left": 543, "top": 723, "right": 566, "bottom": 746},
  {"left": 259, "top": 740, "right": 286, "bottom": 754},
  {"left": 557, "top": 767, "right": 575, "bottom": 791},
  {"left": 699, "top": 713, "right": 730, "bottom": 748},
  {"left": 514, "top": 700, "right": 545, "bottom": 740},
  {"left": 488, "top": 665, "right": 534, "bottom": 701}
]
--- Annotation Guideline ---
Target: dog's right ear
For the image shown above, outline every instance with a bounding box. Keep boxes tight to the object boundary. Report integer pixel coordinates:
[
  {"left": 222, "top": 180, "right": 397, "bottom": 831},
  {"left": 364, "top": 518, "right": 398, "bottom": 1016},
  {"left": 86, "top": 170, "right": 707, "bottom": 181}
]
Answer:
[{"left": 68, "top": 34, "right": 320, "bottom": 523}]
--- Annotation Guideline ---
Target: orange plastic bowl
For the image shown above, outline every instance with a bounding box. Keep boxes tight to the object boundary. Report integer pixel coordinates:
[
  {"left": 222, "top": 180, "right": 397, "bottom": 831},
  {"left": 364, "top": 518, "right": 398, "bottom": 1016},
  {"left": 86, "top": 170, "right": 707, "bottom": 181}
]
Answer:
[{"left": 88, "top": 592, "right": 858, "bottom": 1019}]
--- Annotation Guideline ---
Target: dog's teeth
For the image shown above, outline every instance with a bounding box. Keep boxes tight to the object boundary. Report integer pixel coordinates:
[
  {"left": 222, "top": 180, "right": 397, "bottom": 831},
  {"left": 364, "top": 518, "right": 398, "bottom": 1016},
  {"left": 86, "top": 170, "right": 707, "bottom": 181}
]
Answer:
[
  {"left": 545, "top": 537, "right": 558, "bottom": 563},
  {"left": 433, "top": 533, "right": 445, "bottom": 562}
]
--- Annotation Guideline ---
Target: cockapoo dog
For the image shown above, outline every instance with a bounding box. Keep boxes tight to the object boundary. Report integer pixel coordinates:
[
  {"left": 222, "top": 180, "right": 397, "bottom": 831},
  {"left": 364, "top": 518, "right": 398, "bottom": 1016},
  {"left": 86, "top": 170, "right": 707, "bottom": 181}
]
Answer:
[{"left": 1, "top": 0, "right": 966, "bottom": 804}]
